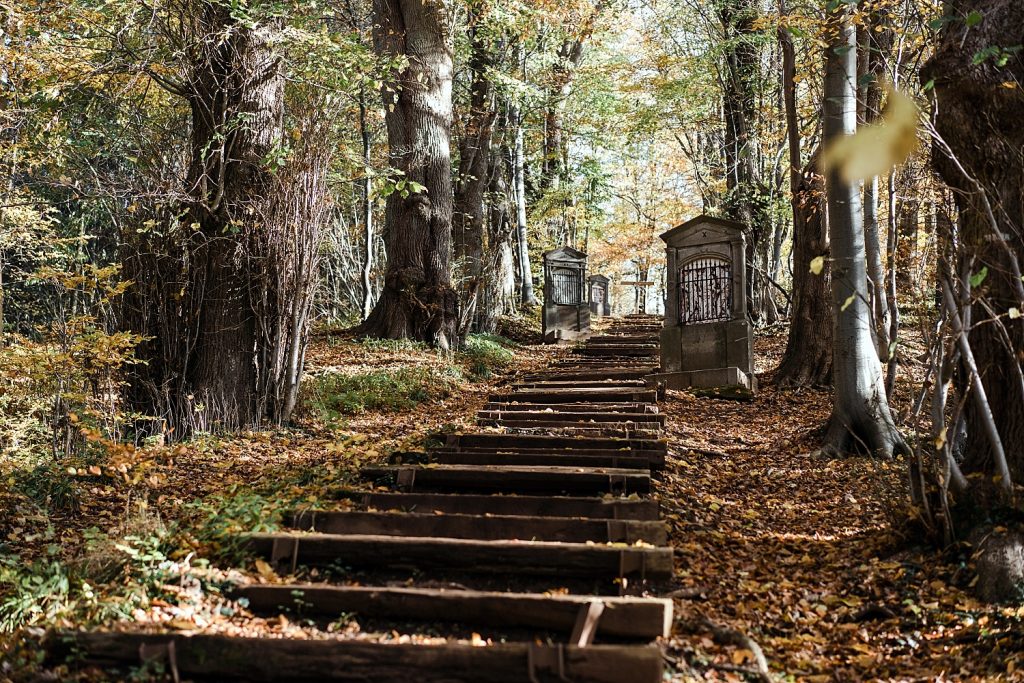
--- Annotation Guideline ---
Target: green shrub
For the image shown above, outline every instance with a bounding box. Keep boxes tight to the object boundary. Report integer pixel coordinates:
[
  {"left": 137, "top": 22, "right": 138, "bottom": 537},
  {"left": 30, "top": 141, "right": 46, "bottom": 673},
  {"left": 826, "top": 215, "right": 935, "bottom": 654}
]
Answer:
[{"left": 461, "top": 334, "right": 517, "bottom": 378}]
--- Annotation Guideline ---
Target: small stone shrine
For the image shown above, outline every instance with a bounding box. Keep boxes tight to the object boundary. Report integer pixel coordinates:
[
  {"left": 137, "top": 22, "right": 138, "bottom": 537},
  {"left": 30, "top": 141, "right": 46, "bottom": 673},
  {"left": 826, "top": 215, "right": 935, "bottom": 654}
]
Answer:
[
  {"left": 654, "top": 215, "right": 756, "bottom": 395},
  {"left": 542, "top": 246, "right": 591, "bottom": 343},
  {"left": 588, "top": 274, "right": 611, "bottom": 316}
]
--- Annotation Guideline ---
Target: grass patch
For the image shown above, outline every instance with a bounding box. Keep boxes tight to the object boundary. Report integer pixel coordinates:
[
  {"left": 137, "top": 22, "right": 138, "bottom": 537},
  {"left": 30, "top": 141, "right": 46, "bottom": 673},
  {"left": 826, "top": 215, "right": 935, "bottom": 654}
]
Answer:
[
  {"left": 300, "top": 366, "right": 461, "bottom": 419},
  {"left": 461, "top": 333, "right": 517, "bottom": 378}
]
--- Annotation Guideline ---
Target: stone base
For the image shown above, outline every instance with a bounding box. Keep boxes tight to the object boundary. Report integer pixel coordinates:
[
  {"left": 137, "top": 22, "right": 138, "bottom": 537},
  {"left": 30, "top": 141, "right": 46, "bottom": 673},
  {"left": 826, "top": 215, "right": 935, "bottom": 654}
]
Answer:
[
  {"left": 544, "top": 329, "right": 592, "bottom": 344},
  {"left": 646, "top": 367, "right": 756, "bottom": 399}
]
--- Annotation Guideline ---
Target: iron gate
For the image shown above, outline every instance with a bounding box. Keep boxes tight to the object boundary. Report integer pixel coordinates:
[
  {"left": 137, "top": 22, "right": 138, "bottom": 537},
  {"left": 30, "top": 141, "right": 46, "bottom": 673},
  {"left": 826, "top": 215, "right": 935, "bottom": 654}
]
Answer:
[{"left": 680, "top": 256, "right": 732, "bottom": 324}]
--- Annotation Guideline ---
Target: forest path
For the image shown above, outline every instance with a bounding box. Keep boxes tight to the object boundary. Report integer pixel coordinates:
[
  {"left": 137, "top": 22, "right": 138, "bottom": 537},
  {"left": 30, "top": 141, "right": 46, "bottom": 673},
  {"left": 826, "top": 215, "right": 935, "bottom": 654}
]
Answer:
[
  {"left": 657, "top": 360, "right": 1021, "bottom": 680},
  {"left": 51, "top": 316, "right": 680, "bottom": 682}
]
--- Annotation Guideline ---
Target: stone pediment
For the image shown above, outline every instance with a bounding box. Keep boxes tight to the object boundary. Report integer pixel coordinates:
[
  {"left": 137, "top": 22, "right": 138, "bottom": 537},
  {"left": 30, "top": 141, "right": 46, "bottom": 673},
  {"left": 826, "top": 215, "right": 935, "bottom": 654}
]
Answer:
[
  {"left": 543, "top": 246, "right": 587, "bottom": 263},
  {"left": 660, "top": 215, "right": 745, "bottom": 247}
]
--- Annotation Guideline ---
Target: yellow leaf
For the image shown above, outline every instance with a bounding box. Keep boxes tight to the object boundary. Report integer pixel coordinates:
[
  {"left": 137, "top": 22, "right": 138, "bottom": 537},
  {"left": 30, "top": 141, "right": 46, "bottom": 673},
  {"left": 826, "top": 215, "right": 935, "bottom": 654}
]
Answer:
[
  {"left": 1009, "top": 307, "right": 1020, "bottom": 319},
  {"left": 841, "top": 295, "right": 856, "bottom": 312},
  {"left": 823, "top": 85, "right": 919, "bottom": 182},
  {"left": 254, "top": 559, "right": 278, "bottom": 581},
  {"left": 934, "top": 427, "right": 948, "bottom": 450},
  {"left": 809, "top": 255, "right": 825, "bottom": 275}
]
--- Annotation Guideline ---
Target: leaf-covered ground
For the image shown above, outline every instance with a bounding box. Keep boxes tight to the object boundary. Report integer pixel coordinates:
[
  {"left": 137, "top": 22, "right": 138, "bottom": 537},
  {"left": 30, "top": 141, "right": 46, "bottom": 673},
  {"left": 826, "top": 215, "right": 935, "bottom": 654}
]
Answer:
[
  {"left": 2, "top": 327, "right": 1022, "bottom": 681},
  {"left": 661, "top": 333, "right": 1024, "bottom": 681}
]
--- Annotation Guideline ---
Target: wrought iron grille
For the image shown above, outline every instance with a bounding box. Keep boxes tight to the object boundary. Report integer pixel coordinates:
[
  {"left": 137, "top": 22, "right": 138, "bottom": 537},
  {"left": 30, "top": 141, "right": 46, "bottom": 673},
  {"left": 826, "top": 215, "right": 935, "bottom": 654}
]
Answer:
[
  {"left": 549, "top": 264, "right": 584, "bottom": 305},
  {"left": 680, "top": 257, "right": 732, "bottom": 324},
  {"left": 590, "top": 283, "right": 605, "bottom": 305}
]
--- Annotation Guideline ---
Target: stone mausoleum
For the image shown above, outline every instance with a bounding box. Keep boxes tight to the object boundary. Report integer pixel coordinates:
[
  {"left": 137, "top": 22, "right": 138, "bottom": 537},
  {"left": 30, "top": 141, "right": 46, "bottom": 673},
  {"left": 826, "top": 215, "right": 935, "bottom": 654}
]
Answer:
[
  {"left": 653, "top": 215, "right": 756, "bottom": 395},
  {"left": 542, "top": 246, "right": 591, "bottom": 343}
]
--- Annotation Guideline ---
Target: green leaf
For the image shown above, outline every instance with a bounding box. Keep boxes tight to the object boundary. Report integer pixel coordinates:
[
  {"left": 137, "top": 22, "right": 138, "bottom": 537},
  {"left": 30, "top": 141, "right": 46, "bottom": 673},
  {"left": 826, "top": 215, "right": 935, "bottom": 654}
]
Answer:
[
  {"left": 969, "top": 266, "right": 988, "bottom": 288},
  {"left": 965, "top": 10, "right": 984, "bottom": 27}
]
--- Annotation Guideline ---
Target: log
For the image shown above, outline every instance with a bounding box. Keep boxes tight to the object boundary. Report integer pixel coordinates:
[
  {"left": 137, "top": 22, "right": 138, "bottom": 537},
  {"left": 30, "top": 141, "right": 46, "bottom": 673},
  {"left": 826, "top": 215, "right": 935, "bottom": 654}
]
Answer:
[
  {"left": 286, "top": 510, "right": 669, "bottom": 544},
  {"left": 333, "top": 491, "right": 660, "bottom": 520},
  {"left": 477, "top": 410, "right": 665, "bottom": 425},
  {"left": 360, "top": 464, "right": 651, "bottom": 495},
  {"left": 243, "top": 533, "right": 674, "bottom": 579},
  {"left": 49, "top": 631, "right": 664, "bottom": 682},
  {"left": 445, "top": 433, "right": 667, "bottom": 453},
  {"left": 399, "top": 450, "right": 659, "bottom": 470},
  {"left": 483, "top": 402, "right": 659, "bottom": 413},
  {"left": 231, "top": 584, "right": 673, "bottom": 639},
  {"left": 491, "top": 389, "right": 658, "bottom": 403}
]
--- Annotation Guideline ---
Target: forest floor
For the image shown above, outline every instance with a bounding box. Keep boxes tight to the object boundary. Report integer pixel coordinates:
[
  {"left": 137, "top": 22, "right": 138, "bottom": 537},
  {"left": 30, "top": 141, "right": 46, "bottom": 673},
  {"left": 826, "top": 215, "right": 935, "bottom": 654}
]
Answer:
[{"left": 2, "top": 320, "right": 1023, "bottom": 681}]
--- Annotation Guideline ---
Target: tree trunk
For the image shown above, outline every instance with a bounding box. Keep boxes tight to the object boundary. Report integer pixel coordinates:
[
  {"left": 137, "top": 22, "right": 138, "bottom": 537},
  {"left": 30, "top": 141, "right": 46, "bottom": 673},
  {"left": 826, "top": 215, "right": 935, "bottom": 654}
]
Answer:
[
  {"left": 821, "top": 2, "right": 904, "bottom": 457},
  {"left": 123, "top": 3, "right": 324, "bottom": 436},
  {"left": 924, "top": 0, "right": 1024, "bottom": 602},
  {"left": 453, "top": 22, "right": 495, "bottom": 312},
  {"left": 511, "top": 94, "right": 539, "bottom": 306},
  {"left": 360, "top": 0, "right": 458, "bottom": 350},
  {"left": 720, "top": 0, "right": 769, "bottom": 322},
  {"left": 775, "top": 7, "right": 832, "bottom": 386},
  {"left": 359, "top": 89, "right": 375, "bottom": 321}
]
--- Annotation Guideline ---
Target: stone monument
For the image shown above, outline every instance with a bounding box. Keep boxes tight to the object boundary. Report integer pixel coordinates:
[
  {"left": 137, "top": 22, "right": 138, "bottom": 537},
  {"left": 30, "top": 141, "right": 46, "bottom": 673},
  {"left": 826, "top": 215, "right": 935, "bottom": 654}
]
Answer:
[
  {"left": 653, "top": 215, "right": 756, "bottom": 395},
  {"left": 542, "top": 246, "right": 590, "bottom": 343},
  {"left": 588, "top": 274, "right": 611, "bottom": 316}
]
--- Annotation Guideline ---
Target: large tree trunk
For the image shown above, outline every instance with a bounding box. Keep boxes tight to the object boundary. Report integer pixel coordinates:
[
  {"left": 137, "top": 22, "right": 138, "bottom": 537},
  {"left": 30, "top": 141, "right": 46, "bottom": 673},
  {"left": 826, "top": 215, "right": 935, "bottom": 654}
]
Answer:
[
  {"left": 924, "top": 0, "right": 1024, "bottom": 602},
  {"left": 360, "top": 0, "right": 458, "bottom": 350},
  {"left": 453, "top": 22, "right": 495, "bottom": 315},
  {"left": 123, "top": 2, "right": 324, "bottom": 436},
  {"left": 775, "top": 8, "right": 832, "bottom": 386},
  {"left": 820, "top": 2, "right": 904, "bottom": 457}
]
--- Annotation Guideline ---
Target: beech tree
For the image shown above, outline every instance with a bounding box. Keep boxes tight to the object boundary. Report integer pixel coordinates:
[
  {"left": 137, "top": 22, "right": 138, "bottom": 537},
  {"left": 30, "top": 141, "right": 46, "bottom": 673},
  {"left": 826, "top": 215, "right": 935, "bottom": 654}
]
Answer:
[
  {"left": 924, "top": 0, "right": 1024, "bottom": 602},
  {"left": 360, "top": 0, "right": 459, "bottom": 349},
  {"left": 819, "top": 0, "right": 905, "bottom": 457}
]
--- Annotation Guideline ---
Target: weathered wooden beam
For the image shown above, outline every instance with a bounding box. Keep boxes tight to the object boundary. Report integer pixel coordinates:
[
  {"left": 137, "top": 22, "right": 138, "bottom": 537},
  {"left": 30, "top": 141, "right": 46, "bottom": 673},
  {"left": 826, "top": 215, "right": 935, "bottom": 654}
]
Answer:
[
  {"left": 49, "top": 632, "right": 664, "bottom": 682},
  {"left": 231, "top": 584, "right": 673, "bottom": 640},
  {"left": 333, "top": 491, "right": 660, "bottom": 520},
  {"left": 492, "top": 389, "right": 658, "bottom": 403},
  {"left": 286, "top": 510, "right": 668, "bottom": 544},
  {"left": 243, "top": 532, "right": 674, "bottom": 579},
  {"left": 483, "top": 402, "right": 658, "bottom": 413},
  {"left": 360, "top": 464, "right": 651, "bottom": 495},
  {"left": 476, "top": 410, "right": 665, "bottom": 425},
  {"left": 403, "top": 450, "right": 659, "bottom": 470},
  {"left": 445, "top": 433, "right": 668, "bottom": 452}
]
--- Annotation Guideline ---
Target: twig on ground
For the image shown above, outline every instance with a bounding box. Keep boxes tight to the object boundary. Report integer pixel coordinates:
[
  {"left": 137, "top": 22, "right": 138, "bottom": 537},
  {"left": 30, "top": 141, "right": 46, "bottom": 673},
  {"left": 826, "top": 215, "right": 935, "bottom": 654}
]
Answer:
[{"left": 699, "top": 616, "right": 774, "bottom": 683}]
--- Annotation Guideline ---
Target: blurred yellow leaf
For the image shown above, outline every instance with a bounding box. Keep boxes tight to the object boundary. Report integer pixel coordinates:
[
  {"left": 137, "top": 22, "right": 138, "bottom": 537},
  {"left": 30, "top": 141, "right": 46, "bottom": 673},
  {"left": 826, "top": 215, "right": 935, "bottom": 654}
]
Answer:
[
  {"left": 823, "top": 86, "right": 919, "bottom": 182},
  {"left": 809, "top": 256, "right": 825, "bottom": 275}
]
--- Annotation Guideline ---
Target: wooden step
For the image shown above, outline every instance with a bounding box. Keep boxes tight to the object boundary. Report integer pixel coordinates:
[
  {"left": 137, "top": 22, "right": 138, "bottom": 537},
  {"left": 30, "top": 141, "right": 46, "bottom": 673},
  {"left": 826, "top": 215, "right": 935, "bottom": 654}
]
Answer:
[
  {"left": 361, "top": 464, "right": 651, "bottom": 495},
  {"left": 483, "top": 402, "right": 658, "bottom": 413},
  {"left": 491, "top": 389, "right": 658, "bottom": 403},
  {"left": 244, "top": 532, "right": 673, "bottom": 579},
  {"left": 232, "top": 584, "right": 673, "bottom": 640},
  {"left": 445, "top": 433, "right": 668, "bottom": 453},
  {"left": 335, "top": 491, "right": 660, "bottom": 520},
  {"left": 414, "top": 451, "right": 658, "bottom": 470},
  {"left": 286, "top": 510, "right": 668, "bottom": 544},
  {"left": 518, "top": 369, "right": 652, "bottom": 381},
  {"left": 479, "top": 423, "right": 662, "bottom": 438},
  {"left": 51, "top": 631, "right": 664, "bottom": 682},
  {"left": 477, "top": 410, "right": 665, "bottom": 425},
  {"left": 509, "top": 380, "right": 648, "bottom": 389}
]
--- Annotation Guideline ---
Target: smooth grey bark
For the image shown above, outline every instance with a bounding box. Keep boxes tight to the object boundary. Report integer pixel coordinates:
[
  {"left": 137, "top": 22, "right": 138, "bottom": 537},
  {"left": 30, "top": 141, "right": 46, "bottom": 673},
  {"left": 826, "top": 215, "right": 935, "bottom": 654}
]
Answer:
[
  {"left": 359, "top": 89, "right": 375, "bottom": 321},
  {"left": 820, "top": 2, "right": 905, "bottom": 457},
  {"left": 359, "top": 0, "right": 458, "bottom": 349},
  {"left": 511, "top": 93, "right": 539, "bottom": 306}
]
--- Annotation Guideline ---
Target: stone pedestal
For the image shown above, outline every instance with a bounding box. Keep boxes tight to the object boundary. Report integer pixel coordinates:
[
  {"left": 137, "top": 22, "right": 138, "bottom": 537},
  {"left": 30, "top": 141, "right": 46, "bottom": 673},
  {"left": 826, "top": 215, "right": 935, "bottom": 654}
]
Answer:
[
  {"left": 542, "top": 246, "right": 591, "bottom": 343},
  {"left": 657, "top": 215, "right": 755, "bottom": 395}
]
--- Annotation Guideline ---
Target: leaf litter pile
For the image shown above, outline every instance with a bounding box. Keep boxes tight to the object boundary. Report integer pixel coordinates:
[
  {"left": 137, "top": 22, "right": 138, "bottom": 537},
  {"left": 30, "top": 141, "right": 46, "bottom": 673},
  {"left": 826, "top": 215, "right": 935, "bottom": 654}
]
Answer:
[{"left": 2, "top": 329, "right": 1023, "bottom": 681}]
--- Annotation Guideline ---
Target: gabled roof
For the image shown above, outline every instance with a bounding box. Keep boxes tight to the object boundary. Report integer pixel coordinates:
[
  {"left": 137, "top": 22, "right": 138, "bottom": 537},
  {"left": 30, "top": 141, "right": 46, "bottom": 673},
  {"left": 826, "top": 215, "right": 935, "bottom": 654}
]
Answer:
[
  {"left": 588, "top": 273, "right": 610, "bottom": 283},
  {"left": 543, "top": 245, "right": 587, "bottom": 262},
  {"left": 660, "top": 214, "right": 746, "bottom": 243}
]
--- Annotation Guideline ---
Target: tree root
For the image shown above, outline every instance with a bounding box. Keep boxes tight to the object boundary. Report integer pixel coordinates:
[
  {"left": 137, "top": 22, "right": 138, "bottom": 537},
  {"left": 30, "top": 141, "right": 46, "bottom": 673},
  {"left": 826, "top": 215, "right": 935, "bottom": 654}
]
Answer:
[{"left": 698, "top": 616, "right": 774, "bottom": 683}]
